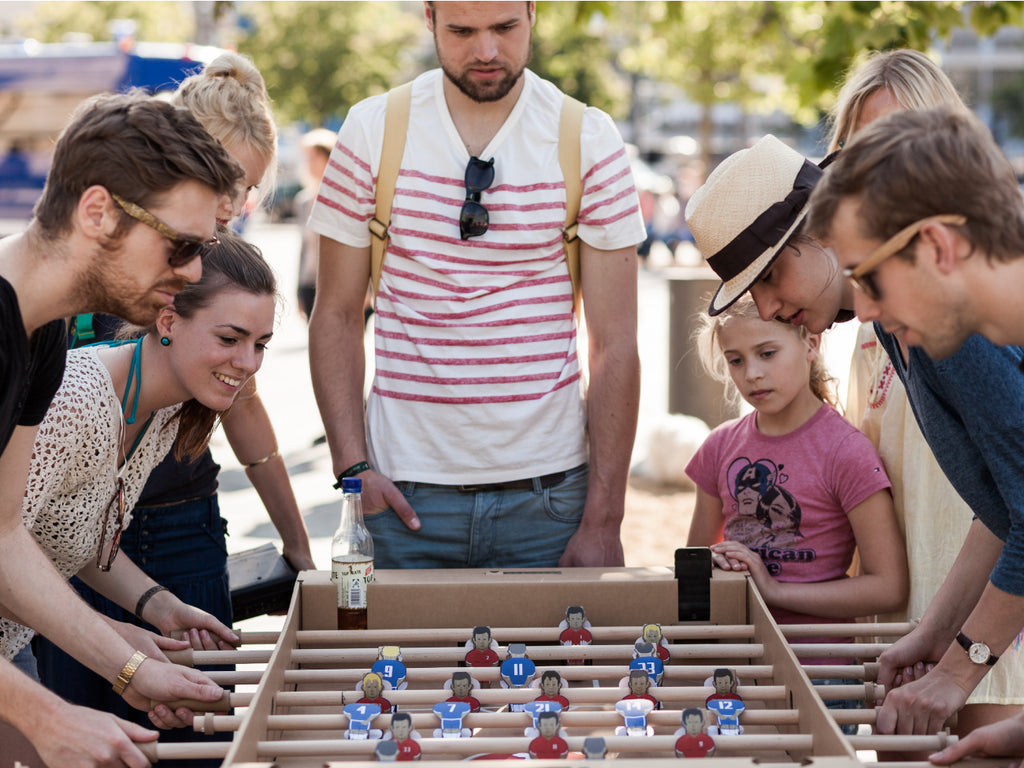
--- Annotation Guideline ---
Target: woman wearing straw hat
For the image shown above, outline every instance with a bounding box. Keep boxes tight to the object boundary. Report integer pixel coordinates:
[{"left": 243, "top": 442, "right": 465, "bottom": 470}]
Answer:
[{"left": 685, "top": 133, "right": 1024, "bottom": 742}]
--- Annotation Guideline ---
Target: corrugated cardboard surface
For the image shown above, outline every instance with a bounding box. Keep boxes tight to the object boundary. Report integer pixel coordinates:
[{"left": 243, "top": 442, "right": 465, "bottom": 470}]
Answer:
[{"left": 300, "top": 567, "right": 678, "bottom": 630}]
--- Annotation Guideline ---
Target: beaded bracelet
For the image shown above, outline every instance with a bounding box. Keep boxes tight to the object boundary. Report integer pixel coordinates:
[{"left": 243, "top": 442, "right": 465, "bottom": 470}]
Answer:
[
  {"left": 134, "top": 584, "right": 170, "bottom": 619},
  {"left": 333, "top": 460, "right": 371, "bottom": 489}
]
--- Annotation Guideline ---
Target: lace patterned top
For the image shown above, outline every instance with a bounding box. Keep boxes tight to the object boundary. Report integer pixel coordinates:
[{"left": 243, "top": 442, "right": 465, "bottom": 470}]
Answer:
[{"left": 0, "top": 347, "right": 180, "bottom": 659}]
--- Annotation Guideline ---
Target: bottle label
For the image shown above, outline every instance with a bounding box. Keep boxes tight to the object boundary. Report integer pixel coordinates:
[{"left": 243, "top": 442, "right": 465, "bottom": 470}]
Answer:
[{"left": 333, "top": 559, "right": 373, "bottom": 610}]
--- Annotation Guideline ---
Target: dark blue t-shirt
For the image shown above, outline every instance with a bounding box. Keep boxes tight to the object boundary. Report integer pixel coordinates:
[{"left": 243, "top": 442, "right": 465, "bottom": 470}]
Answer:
[{"left": 875, "top": 325, "right": 1024, "bottom": 596}]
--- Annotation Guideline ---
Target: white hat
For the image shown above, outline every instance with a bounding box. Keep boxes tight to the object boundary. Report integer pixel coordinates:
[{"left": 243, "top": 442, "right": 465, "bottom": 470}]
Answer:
[{"left": 685, "top": 135, "right": 825, "bottom": 315}]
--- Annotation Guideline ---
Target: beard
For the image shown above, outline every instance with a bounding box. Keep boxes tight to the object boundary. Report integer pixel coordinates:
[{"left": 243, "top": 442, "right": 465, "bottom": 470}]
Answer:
[
  {"left": 72, "top": 239, "right": 185, "bottom": 326},
  {"left": 435, "top": 31, "right": 531, "bottom": 103}
]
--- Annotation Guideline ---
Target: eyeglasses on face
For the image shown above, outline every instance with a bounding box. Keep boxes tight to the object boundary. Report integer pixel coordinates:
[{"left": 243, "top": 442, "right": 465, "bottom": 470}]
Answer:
[
  {"left": 460, "top": 156, "right": 495, "bottom": 240},
  {"left": 111, "top": 193, "right": 219, "bottom": 267},
  {"left": 843, "top": 214, "right": 967, "bottom": 301},
  {"left": 96, "top": 476, "right": 126, "bottom": 572}
]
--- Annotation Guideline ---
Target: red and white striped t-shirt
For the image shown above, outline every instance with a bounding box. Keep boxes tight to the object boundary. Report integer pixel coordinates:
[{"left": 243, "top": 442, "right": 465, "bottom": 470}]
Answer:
[{"left": 309, "top": 69, "right": 644, "bottom": 484}]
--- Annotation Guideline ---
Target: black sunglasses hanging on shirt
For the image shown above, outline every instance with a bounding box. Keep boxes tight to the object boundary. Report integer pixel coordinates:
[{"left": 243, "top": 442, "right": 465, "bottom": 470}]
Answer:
[{"left": 460, "top": 156, "right": 495, "bottom": 240}]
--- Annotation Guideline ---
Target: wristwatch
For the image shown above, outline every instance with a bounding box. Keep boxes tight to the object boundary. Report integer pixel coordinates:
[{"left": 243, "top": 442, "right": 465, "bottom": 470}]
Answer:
[{"left": 955, "top": 631, "right": 999, "bottom": 666}]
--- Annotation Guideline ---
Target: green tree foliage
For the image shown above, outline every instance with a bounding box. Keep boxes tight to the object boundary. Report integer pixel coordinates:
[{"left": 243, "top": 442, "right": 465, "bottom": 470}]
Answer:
[
  {"left": 238, "top": 2, "right": 423, "bottom": 125},
  {"left": 15, "top": 2, "right": 192, "bottom": 44}
]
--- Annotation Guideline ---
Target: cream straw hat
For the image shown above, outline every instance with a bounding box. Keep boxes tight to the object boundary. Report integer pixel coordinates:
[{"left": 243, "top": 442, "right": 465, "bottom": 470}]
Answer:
[{"left": 685, "top": 135, "right": 826, "bottom": 315}]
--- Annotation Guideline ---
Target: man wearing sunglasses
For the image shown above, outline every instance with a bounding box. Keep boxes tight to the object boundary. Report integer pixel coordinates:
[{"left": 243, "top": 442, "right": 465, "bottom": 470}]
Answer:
[
  {"left": 0, "top": 91, "right": 242, "bottom": 766},
  {"left": 309, "top": 1, "right": 645, "bottom": 570},
  {"left": 807, "top": 106, "right": 1024, "bottom": 744}
]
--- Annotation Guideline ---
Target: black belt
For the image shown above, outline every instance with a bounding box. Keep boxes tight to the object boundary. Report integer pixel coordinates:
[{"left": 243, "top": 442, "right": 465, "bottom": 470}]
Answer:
[{"left": 456, "top": 469, "right": 569, "bottom": 493}]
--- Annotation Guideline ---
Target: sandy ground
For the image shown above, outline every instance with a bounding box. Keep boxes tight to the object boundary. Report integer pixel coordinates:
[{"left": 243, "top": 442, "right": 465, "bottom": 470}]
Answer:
[{"left": 621, "top": 478, "right": 695, "bottom": 567}]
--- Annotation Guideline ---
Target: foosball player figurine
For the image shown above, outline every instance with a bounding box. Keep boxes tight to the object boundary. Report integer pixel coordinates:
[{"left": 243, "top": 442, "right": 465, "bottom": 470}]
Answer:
[
  {"left": 582, "top": 737, "right": 607, "bottom": 759},
  {"left": 386, "top": 712, "right": 422, "bottom": 761},
  {"left": 343, "top": 701, "right": 382, "bottom": 740},
  {"left": 704, "top": 669, "right": 745, "bottom": 736},
  {"left": 501, "top": 643, "right": 536, "bottom": 711},
  {"left": 375, "top": 740, "right": 399, "bottom": 762},
  {"left": 446, "top": 670, "right": 482, "bottom": 712},
  {"left": 528, "top": 710, "right": 569, "bottom": 759},
  {"left": 636, "top": 622, "right": 670, "bottom": 662},
  {"left": 433, "top": 700, "right": 472, "bottom": 739},
  {"left": 465, "top": 625, "right": 500, "bottom": 667},
  {"left": 358, "top": 671, "right": 394, "bottom": 713},
  {"left": 558, "top": 605, "right": 592, "bottom": 665},
  {"left": 373, "top": 645, "right": 408, "bottom": 690},
  {"left": 705, "top": 668, "right": 742, "bottom": 706},
  {"left": 629, "top": 641, "right": 665, "bottom": 686},
  {"left": 621, "top": 668, "right": 660, "bottom": 709},
  {"left": 535, "top": 669, "right": 570, "bottom": 709},
  {"left": 674, "top": 708, "right": 716, "bottom": 758},
  {"left": 501, "top": 643, "right": 536, "bottom": 688}
]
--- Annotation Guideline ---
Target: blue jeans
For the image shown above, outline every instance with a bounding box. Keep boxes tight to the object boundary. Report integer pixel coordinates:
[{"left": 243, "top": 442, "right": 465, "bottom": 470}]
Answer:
[
  {"left": 366, "top": 464, "right": 589, "bottom": 568},
  {"left": 812, "top": 677, "right": 862, "bottom": 735},
  {"left": 33, "top": 495, "right": 231, "bottom": 767}
]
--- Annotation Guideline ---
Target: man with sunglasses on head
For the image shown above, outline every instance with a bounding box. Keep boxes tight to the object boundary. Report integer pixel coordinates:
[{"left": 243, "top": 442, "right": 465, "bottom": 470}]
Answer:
[
  {"left": 0, "top": 90, "right": 242, "bottom": 767},
  {"left": 308, "top": 1, "right": 645, "bottom": 570},
  {"left": 807, "top": 105, "right": 1024, "bottom": 744}
]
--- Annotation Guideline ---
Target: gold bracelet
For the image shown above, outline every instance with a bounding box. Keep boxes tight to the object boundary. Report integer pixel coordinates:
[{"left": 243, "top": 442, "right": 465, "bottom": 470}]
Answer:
[
  {"left": 112, "top": 650, "right": 148, "bottom": 695},
  {"left": 244, "top": 449, "right": 279, "bottom": 469}
]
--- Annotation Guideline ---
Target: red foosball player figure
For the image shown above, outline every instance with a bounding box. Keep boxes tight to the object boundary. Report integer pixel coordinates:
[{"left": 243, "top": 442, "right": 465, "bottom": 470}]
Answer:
[
  {"left": 535, "top": 669, "right": 570, "bottom": 709},
  {"left": 387, "top": 712, "right": 422, "bottom": 761},
  {"left": 529, "top": 710, "right": 569, "bottom": 759},
  {"left": 705, "top": 667, "right": 742, "bottom": 706},
  {"left": 358, "top": 671, "right": 393, "bottom": 713},
  {"left": 446, "top": 670, "right": 482, "bottom": 712},
  {"left": 674, "top": 708, "right": 716, "bottom": 758},
  {"left": 621, "top": 668, "right": 660, "bottom": 709},
  {"left": 464, "top": 625, "right": 500, "bottom": 667},
  {"left": 558, "top": 605, "right": 592, "bottom": 664}
]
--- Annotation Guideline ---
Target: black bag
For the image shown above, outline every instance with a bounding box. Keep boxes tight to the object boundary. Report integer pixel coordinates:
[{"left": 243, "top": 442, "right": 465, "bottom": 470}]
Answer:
[{"left": 228, "top": 543, "right": 298, "bottom": 621}]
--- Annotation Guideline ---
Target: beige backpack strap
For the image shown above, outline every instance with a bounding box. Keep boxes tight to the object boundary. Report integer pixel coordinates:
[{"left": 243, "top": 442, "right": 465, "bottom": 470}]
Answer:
[
  {"left": 559, "top": 95, "right": 586, "bottom": 314},
  {"left": 369, "top": 81, "right": 413, "bottom": 301}
]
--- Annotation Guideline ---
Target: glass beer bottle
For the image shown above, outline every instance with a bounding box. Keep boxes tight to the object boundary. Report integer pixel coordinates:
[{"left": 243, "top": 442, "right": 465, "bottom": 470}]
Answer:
[{"left": 331, "top": 477, "right": 374, "bottom": 629}]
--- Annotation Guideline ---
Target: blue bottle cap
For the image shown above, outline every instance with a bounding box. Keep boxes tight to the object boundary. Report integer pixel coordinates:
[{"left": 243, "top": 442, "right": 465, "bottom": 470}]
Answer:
[{"left": 342, "top": 477, "right": 362, "bottom": 493}]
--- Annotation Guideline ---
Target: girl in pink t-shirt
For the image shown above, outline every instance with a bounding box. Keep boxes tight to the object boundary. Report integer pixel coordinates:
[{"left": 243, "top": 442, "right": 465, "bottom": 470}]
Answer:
[{"left": 686, "top": 296, "right": 908, "bottom": 629}]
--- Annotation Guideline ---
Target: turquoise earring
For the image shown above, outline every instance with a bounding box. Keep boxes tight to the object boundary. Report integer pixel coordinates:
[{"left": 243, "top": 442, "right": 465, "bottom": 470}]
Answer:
[{"left": 160, "top": 337, "right": 171, "bottom": 346}]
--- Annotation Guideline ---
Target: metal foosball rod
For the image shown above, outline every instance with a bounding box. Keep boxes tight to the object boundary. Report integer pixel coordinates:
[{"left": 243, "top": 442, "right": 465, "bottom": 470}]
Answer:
[
  {"left": 234, "top": 621, "right": 914, "bottom": 647},
  {"left": 163, "top": 642, "right": 768, "bottom": 667},
  {"left": 193, "top": 707, "right": 888, "bottom": 734}
]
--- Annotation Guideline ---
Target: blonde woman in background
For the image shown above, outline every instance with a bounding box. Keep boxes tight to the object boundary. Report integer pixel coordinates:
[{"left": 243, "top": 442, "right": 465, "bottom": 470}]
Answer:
[{"left": 835, "top": 48, "right": 1024, "bottom": 739}]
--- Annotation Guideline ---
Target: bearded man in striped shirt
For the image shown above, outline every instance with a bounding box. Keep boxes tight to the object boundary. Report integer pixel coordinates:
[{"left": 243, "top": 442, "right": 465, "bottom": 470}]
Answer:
[{"left": 308, "top": 1, "right": 645, "bottom": 569}]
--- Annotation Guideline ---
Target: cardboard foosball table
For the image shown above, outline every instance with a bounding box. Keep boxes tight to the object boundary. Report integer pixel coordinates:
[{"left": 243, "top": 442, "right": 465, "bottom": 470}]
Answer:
[{"left": 140, "top": 567, "right": 971, "bottom": 767}]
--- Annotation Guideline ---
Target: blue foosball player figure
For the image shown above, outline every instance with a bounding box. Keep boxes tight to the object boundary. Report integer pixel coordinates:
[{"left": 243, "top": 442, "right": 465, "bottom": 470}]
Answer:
[
  {"left": 629, "top": 641, "right": 664, "bottom": 686},
  {"left": 343, "top": 702, "right": 382, "bottom": 740},
  {"left": 500, "top": 643, "right": 536, "bottom": 711},
  {"left": 614, "top": 697, "right": 655, "bottom": 737},
  {"left": 433, "top": 700, "right": 472, "bottom": 739},
  {"left": 373, "top": 646, "right": 408, "bottom": 690}
]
